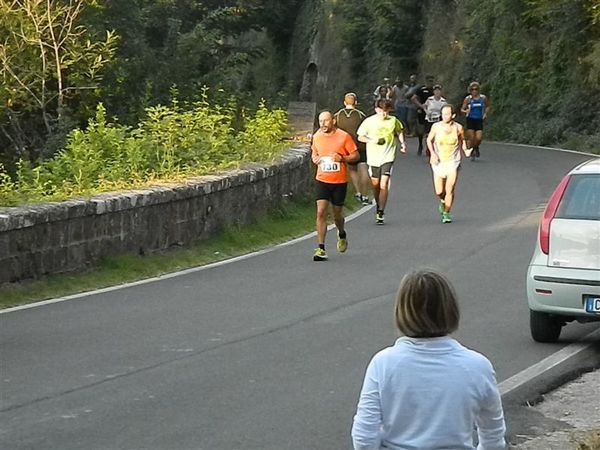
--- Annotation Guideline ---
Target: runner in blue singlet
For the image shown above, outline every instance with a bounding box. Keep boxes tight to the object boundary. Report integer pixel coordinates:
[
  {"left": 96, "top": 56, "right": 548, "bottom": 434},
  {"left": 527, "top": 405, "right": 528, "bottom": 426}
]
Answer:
[{"left": 460, "top": 81, "right": 490, "bottom": 161}]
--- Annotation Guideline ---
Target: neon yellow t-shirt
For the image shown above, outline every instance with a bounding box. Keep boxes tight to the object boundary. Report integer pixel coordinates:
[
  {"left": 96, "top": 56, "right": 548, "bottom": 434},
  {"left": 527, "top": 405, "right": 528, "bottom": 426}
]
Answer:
[{"left": 357, "top": 115, "right": 403, "bottom": 167}]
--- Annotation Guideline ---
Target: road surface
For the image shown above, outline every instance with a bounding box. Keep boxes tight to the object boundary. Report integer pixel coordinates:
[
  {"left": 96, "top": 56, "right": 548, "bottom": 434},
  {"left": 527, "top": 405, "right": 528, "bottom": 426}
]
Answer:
[{"left": 1, "top": 141, "right": 598, "bottom": 449}]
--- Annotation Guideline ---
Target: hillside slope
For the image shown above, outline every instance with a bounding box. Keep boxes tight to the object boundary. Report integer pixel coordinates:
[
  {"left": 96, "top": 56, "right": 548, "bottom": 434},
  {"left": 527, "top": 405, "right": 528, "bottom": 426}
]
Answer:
[{"left": 288, "top": 0, "right": 599, "bottom": 152}]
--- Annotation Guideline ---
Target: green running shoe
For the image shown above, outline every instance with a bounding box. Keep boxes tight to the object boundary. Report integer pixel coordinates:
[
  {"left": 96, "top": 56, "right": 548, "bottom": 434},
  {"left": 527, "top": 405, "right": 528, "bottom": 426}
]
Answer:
[
  {"left": 442, "top": 212, "right": 453, "bottom": 223},
  {"left": 438, "top": 201, "right": 445, "bottom": 215},
  {"left": 337, "top": 233, "right": 348, "bottom": 253},
  {"left": 376, "top": 211, "right": 385, "bottom": 225},
  {"left": 313, "top": 248, "right": 328, "bottom": 261}
]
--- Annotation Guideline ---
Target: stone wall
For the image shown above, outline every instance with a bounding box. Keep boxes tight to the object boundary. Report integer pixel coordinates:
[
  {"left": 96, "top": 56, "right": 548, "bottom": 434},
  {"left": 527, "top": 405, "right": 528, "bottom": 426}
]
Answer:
[{"left": 0, "top": 145, "right": 311, "bottom": 284}]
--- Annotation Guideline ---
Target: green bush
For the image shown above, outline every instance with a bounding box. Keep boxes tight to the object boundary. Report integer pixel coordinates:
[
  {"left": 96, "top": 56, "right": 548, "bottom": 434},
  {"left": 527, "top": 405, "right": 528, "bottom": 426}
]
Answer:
[
  {"left": 561, "top": 132, "right": 600, "bottom": 155},
  {"left": 0, "top": 94, "right": 288, "bottom": 206}
]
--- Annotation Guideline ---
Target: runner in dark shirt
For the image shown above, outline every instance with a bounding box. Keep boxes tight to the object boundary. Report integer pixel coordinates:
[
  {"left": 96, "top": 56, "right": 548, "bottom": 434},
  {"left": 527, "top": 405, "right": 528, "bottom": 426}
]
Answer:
[
  {"left": 334, "top": 93, "right": 370, "bottom": 205},
  {"left": 410, "top": 75, "right": 435, "bottom": 155}
]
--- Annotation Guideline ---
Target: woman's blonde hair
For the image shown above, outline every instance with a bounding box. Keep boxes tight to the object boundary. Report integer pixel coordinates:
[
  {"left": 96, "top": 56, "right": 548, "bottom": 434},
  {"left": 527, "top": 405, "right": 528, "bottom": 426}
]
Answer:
[{"left": 394, "top": 269, "right": 460, "bottom": 338}]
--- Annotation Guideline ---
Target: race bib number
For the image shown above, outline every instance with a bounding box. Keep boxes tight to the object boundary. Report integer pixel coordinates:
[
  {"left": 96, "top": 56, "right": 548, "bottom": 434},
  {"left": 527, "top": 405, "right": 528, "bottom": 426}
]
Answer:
[{"left": 320, "top": 156, "right": 340, "bottom": 172}]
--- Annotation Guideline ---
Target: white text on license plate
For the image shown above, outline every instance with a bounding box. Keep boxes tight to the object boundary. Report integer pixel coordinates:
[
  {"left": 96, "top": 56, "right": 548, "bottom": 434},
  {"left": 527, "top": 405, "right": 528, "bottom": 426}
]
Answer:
[{"left": 584, "top": 295, "right": 600, "bottom": 314}]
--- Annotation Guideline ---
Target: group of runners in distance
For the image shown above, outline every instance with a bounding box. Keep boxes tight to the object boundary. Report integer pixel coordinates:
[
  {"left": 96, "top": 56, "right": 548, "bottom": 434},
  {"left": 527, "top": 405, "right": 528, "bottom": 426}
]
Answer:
[{"left": 310, "top": 76, "right": 490, "bottom": 261}]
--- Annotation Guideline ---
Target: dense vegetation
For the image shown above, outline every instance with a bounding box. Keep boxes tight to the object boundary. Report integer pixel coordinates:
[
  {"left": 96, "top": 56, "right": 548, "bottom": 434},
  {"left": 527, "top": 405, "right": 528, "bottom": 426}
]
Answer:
[
  {"left": 0, "top": 93, "right": 286, "bottom": 205},
  {"left": 419, "top": 0, "right": 600, "bottom": 151},
  {"left": 331, "top": 0, "right": 425, "bottom": 89},
  {"left": 1, "top": 0, "right": 598, "bottom": 207},
  {"left": 327, "top": 0, "right": 600, "bottom": 152},
  {"left": 0, "top": 0, "right": 301, "bottom": 175}
]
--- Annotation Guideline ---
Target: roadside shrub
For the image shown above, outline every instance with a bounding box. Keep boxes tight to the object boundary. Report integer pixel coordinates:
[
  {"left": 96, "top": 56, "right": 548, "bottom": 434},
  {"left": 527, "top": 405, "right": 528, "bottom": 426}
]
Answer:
[
  {"left": 239, "top": 100, "right": 287, "bottom": 161},
  {"left": 0, "top": 164, "right": 19, "bottom": 204},
  {"left": 0, "top": 94, "right": 288, "bottom": 206},
  {"left": 561, "top": 132, "right": 600, "bottom": 155}
]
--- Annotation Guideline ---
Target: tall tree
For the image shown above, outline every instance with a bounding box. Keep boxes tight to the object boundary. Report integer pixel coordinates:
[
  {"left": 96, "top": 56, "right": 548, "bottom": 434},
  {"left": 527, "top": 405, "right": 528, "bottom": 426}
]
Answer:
[
  {"left": 0, "top": 0, "right": 117, "bottom": 161},
  {"left": 88, "top": 0, "right": 287, "bottom": 121},
  {"left": 332, "top": 0, "right": 425, "bottom": 85}
]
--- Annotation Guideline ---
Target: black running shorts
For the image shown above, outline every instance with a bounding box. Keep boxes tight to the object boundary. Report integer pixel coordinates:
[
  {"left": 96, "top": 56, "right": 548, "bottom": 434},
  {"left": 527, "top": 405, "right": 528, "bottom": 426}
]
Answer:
[
  {"left": 315, "top": 180, "right": 347, "bottom": 206},
  {"left": 425, "top": 121, "right": 435, "bottom": 134},
  {"left": 369, "top": 162, "right": 394, "bottom": 179},
  {"left": 466, "top": 118, "right": 484, "bottom": 131}
]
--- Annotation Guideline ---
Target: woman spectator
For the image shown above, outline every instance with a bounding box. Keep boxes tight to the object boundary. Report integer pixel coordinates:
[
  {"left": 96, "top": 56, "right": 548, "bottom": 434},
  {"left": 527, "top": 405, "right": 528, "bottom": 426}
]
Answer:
[{"left": 352, "top": 268, "right": 506, "bottom": 450}]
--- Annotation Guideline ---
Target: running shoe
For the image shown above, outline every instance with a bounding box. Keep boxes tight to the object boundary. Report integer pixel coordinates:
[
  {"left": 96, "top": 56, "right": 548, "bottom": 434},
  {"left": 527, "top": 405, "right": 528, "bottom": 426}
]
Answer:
[
  {"left": 337, "top": 233, "right": 348, "bottom": 253},
  {"left": 474, "top": 147, "right": 480, "bottom": 158},
  {"left": 464, "top": 147, "right": 474, "bottom": 158},
  {"left": 354, "top": 193, "right": 362, "bottom": 203},
  {"left": 441, "top": 212, "right": 453, "bottom": 223},
  {"left": 376, "top": 211, "right": 385, "bottom": 225},
  {"left": 438, "top": 200, "right": 445, "bottom": 216},
  {"left": 361, "top": 195, "right": 370, "bottom": 205},
  {"left": 313, "top": 248, "right": 328, "bottom": 261}
]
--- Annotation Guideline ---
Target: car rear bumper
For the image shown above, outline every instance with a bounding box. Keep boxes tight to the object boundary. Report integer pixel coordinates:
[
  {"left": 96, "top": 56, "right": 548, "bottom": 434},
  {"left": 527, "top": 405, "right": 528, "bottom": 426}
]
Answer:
[{"left": 527, "top": 264, "right": 600, "bottom": 319}]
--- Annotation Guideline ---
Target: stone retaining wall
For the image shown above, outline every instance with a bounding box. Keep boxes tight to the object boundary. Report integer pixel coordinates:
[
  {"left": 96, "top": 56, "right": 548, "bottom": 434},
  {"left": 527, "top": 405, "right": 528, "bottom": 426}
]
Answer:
[{"left": 0, "top": 145, "right": 311, "bottom": 284}]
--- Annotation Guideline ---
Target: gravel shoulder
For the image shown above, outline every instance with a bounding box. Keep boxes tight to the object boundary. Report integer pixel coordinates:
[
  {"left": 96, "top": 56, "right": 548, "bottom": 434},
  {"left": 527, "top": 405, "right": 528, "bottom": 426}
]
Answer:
[{"left": 509, "top": 369, "right": 600, "bottom": 449}]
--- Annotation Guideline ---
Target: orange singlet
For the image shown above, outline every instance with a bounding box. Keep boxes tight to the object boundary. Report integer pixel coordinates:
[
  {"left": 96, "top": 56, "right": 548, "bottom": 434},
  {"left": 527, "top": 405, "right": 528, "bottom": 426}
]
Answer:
[{"left": 311, "top": 128, "right": 357, "bottom": 184}]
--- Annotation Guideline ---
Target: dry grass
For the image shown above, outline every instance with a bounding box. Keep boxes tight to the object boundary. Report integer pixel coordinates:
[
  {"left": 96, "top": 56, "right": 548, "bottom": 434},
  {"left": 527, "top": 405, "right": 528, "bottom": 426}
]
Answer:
[
  {"left": 575, "top": 429, "right": 600, "bottom": 450},
  {"left": 0, "top": 194, "right": 362, "bottom": 309}
]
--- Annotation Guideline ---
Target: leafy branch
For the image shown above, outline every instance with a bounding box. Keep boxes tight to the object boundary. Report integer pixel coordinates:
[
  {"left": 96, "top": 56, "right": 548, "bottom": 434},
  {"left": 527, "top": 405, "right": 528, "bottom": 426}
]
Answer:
[{"left": 0, "top": 0, "right": 117, "bottom": 158}]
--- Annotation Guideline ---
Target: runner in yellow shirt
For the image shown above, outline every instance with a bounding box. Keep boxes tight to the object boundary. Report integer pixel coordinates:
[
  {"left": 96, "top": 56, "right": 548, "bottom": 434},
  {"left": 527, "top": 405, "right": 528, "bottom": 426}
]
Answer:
[
  {"left": 426, "top": 104, "right": 470, "bottom": 223},
  {"left": 357, "top": 99, "right": 406, "bottom": 225}
]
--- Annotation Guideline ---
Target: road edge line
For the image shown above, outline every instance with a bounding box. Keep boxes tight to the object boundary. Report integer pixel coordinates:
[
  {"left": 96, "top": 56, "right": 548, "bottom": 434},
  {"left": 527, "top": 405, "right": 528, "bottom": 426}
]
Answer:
[
  {"left": 3, "top": 140, "right": 596, "bottom": 314},
  {"left": 499, "top": 327, "right": 600, "bottom": 396},
  {"left": 488, "top": 141, "right": 598, "bottom": 158},
  {"left": 0, "top": 204, "right": 374, "bottom": 314}
]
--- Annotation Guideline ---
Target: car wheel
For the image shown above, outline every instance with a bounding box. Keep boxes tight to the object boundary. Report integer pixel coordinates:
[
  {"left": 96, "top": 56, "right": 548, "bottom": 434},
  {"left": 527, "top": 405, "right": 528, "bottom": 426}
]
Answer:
[{"left": 530, "top": 310, "right": 562, "bottom": 343}]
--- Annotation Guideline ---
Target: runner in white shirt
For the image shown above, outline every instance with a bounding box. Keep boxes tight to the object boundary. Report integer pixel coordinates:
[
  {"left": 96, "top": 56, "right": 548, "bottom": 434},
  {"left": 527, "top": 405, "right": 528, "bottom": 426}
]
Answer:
[{"left": 423, "top": 84, "right": 446, "bottom": 155}]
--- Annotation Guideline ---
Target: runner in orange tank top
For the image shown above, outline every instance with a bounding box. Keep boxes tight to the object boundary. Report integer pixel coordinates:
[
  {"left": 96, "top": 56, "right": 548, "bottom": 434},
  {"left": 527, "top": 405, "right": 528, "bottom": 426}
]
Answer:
[{"left": 311, "top": 111, "right": 359, "bottom": 261}]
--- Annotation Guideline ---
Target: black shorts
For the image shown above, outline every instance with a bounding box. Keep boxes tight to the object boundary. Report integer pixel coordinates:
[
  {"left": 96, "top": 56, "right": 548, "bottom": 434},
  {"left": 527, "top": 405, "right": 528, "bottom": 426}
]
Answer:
[
  {"left": 425, "top": 121, "right": 436, "bottom": 134},
  {"left": 348, "top": 150, "right": 367, "bottom": 165},
  {"left": 466, "top": 118, "right": 484, "bottom": 131},
  {"left": 369, "top": 162, "right": 394, "bottom": 179},
  {"left": 315, "top": 180, "right": 347, "bottom": 206}
]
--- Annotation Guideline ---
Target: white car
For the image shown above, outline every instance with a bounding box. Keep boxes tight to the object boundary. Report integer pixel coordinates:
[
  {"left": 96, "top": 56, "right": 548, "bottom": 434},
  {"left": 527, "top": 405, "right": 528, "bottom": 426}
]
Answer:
[{"left": 527, "top": 157, "right": 600, "bottom": 342}]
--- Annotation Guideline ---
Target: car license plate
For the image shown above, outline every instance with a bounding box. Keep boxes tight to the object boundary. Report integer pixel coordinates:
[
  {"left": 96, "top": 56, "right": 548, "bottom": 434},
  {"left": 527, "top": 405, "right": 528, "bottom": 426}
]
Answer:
[{"left": 584, "top": 295, "right": 600, "bottom": 314}]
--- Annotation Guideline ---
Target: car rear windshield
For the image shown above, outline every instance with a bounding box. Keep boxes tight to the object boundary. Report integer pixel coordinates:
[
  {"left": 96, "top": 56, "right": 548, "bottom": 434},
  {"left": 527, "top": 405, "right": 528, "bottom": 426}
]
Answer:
[{"left": 556, "top": 174, "right": 600, "bottom": 220}]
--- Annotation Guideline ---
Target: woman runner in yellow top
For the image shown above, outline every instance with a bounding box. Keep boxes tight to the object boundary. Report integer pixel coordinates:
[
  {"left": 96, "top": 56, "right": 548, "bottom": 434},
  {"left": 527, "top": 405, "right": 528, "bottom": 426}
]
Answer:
[{"left": 426, "top": 104, "right": 469, "bottom": 223}]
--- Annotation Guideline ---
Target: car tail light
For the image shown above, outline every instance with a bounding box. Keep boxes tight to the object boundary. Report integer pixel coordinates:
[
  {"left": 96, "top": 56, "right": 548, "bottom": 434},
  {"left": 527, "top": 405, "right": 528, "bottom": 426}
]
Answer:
[{"left": 539, "top": 175, "right": 571, "bottom": 254}]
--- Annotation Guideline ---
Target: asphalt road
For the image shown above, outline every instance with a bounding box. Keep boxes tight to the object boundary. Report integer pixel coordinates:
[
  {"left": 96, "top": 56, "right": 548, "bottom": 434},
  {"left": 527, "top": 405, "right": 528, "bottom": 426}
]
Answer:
[{"left": 1, "top": 141, "right": 598, "bottom": 450}]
